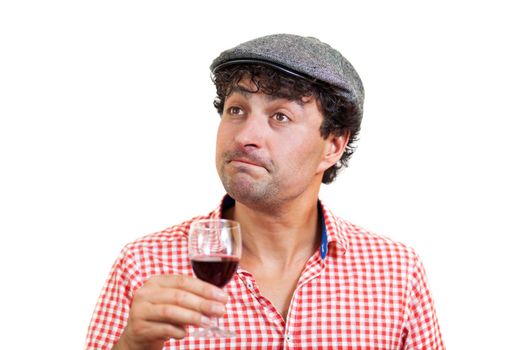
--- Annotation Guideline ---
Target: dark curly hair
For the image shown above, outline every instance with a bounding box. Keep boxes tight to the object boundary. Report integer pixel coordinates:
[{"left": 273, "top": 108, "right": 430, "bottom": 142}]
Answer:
[{"left": 212, "top": 64, "right": 361, "bottom": 183}]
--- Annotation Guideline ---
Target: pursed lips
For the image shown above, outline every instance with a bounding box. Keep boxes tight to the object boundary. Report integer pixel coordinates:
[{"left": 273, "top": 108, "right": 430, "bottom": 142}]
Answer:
[
  {"left": 230, "top": 158, "right": 262, "bottom": 167},
  {"left": 222, "top": 151, "right": 272, "bottom": 172}
]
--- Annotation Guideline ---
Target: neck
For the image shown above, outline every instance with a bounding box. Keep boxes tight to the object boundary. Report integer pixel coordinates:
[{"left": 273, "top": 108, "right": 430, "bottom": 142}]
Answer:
[{"left": 224, "top": 193, "right": 321, "bottom": 270}]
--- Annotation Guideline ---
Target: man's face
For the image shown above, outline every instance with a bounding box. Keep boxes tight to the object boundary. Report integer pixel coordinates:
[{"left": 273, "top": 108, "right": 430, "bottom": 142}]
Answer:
[{"left": 215, "top": 78, "right": 337, "bottom": 209}]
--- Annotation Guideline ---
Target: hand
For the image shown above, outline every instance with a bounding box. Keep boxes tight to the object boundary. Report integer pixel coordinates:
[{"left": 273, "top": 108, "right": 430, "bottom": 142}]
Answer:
[{"left": 112, "top": 275, "right": 229, "bottom": 350}]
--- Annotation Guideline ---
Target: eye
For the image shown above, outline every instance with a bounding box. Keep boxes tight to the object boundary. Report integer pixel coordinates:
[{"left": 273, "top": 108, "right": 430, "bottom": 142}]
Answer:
[
  {"left": 272, "top": 112, "right": 290, "bottom": 123},
  {"left": 227, "top": 106, "right": 244, "bottom": 115}
]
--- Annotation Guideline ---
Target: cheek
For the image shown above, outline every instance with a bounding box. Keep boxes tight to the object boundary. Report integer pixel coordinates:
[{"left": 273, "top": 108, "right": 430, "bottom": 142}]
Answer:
[
  {"left": 215, "top": 122, "right": 239, "bottom": 167},
  {"left": 215, "top": 122, "right": 228, "bottom": 153},
  {"left": 279, "top": 138, "right": 325, "bottom": 173}
]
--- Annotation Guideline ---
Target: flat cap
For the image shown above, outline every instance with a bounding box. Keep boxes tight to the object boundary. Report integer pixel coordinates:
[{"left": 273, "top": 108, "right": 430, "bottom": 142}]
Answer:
[{"left": 210, "top": 33, "right": 364, "bottom": 119}]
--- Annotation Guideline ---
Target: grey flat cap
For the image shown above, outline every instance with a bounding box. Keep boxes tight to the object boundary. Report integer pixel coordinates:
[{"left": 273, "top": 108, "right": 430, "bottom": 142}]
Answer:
[{"left": 210, "top": 33, "right": 364, "bottom": 118}]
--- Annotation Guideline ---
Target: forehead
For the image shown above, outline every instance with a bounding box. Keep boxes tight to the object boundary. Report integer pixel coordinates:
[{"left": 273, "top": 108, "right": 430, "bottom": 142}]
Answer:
[{"left": 227, "top": 76, "right": 315, "bottom": 106}]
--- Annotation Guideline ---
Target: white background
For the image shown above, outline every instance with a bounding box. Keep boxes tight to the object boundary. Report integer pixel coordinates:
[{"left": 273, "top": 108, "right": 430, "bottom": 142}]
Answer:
[{"left": 1, "top": 1, "right": 503, "bottom": 348}]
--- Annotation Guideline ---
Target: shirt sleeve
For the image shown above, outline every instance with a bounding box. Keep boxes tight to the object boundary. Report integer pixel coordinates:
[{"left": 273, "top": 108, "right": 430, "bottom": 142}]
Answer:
[
  {"left": 402, "top": 252, "right": 445, "bottom": 349},
  {"left": 85, "top": 246, "right": 141, "bottom": 350}
]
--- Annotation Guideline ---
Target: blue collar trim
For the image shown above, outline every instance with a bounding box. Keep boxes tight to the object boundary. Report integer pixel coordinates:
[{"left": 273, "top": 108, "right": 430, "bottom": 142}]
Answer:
[{"left": 318, "top": 202, "right": 328, "bottom": 260}]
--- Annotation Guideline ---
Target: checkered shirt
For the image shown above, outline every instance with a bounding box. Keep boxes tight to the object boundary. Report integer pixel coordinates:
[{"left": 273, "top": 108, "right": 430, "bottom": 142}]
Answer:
[{"left": 86, "top": 196, "right": 444, "bottom": 349}]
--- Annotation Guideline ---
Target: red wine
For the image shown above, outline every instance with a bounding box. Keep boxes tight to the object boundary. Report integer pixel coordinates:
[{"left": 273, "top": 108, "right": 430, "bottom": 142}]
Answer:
[{"left": 191, "top": 255, "right": 239, "bottom": 288}]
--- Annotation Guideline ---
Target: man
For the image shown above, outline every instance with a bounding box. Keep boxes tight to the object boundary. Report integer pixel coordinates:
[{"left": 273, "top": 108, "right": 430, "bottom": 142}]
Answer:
[{"left": 86, "top": 34, "right": 444, "bottom": 349}]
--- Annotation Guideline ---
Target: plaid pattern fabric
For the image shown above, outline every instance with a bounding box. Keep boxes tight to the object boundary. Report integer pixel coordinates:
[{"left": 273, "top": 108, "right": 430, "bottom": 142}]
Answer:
[{"left": 86, "top": 196, "right": 444, "bottom": 349}]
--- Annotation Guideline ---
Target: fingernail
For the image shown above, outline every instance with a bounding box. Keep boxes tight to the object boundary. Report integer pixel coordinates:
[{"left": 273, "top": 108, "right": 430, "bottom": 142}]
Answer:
[
  {"left": 211, "top": 303, "right": 226, "bottom": 314},
  {"left": 213, "top": 289, "right": 228, "bottom": 301},
  {"left": 200, "top": 316, "right": 212, "bottom": 326}
]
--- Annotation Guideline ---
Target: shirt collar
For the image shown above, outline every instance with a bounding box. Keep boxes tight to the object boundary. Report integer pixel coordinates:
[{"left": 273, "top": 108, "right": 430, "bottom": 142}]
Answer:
[
  {"left": 211, "top": 195, "right": 349, "bottom": 258},
  {"left": 318, "top": 200, "right": 349, "bottom": 256}
]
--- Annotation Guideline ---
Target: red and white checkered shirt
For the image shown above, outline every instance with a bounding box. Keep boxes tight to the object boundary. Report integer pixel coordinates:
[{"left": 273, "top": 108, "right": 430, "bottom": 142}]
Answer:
[{"left": 86, "top": 196, "right": 444, "bottom": 349}]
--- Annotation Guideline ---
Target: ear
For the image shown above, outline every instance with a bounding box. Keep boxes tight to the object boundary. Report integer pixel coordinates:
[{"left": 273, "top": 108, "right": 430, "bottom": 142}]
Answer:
[{"left": 317, "top": 130, "right": 350, "bottom": 174}]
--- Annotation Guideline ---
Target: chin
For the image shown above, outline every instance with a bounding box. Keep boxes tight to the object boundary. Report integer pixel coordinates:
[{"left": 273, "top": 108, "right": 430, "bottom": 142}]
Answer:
[{"left": 223, "top": 177, "right": 280, "bottom": 209}]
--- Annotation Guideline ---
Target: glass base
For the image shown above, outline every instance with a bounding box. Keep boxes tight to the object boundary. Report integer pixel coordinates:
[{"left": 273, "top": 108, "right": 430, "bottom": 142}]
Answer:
[{"left": 190, "top": 326, "right": 237, "bottom": 338}]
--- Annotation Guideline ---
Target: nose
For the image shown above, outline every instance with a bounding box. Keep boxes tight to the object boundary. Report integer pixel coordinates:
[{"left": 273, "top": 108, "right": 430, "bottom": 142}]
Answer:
[{"left": 233, "top": 113, "right": 267, "bottom": 150}]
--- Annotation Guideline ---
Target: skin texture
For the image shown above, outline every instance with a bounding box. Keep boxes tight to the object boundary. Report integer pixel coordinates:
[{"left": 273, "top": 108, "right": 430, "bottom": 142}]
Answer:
[
  {"left": 111, "top": 275, "right": 228, "bottom": 350},
  {"left": 113, "top": 77, "right": 350, "bottom": 349},
  {"left": 216, "top": 82, "right": 341, "bottom": 213}
]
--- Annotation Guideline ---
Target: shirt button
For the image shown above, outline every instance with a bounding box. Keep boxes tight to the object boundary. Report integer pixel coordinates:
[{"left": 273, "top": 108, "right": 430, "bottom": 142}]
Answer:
[
  {"left": 286, "top": 334, "right": 293, "bottom": 342},
  {"left": 247, "top": 282, "right": 253, "bottom": 290}
]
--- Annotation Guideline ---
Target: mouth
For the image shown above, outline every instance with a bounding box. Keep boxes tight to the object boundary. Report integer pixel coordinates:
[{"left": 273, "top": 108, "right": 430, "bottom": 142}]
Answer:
[
  {"left": 222, "top": 151, "right": 272, "bottom": 173},
  {"left": 228, "top": 159, "right": 265, "bottom": 170},
  {"left": 230, "top": 158, "right": 262, "bottom": 167}
]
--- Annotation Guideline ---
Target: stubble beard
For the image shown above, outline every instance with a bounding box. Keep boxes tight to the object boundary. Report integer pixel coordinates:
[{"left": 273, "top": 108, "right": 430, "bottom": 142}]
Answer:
[{"left": 219, "top": 163, "right": 282, "bottom": 211}]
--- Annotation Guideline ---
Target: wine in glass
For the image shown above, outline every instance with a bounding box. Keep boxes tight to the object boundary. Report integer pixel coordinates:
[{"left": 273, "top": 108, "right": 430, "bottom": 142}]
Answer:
[{"left": 188, "top": 219, "right": 242, "bottom": 337}]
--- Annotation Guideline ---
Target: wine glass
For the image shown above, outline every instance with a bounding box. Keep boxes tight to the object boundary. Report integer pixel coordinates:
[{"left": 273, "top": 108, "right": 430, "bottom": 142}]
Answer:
[{"left": 188, "top": 219, "right": 242, "bottom": 337}]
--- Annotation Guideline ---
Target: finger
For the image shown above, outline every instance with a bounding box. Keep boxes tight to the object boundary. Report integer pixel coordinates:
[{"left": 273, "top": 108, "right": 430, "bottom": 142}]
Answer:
[
  {"left": 127, "top": 320, "right": 187, "bottom": 341},
  {"left": 151, "top": 275, "right": 228, "bottom": 302},
  {"left": 143, "top": 303, "right": 215, "bottom": 327},
  {"left": 146, "top": 286, "right": 227, "bottom": 317}
]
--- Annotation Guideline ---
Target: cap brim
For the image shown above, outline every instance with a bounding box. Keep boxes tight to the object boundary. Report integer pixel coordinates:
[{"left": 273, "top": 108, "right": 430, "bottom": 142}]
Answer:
[{"left": 211, "top": 58, "right": 320, "bottom": 84}]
